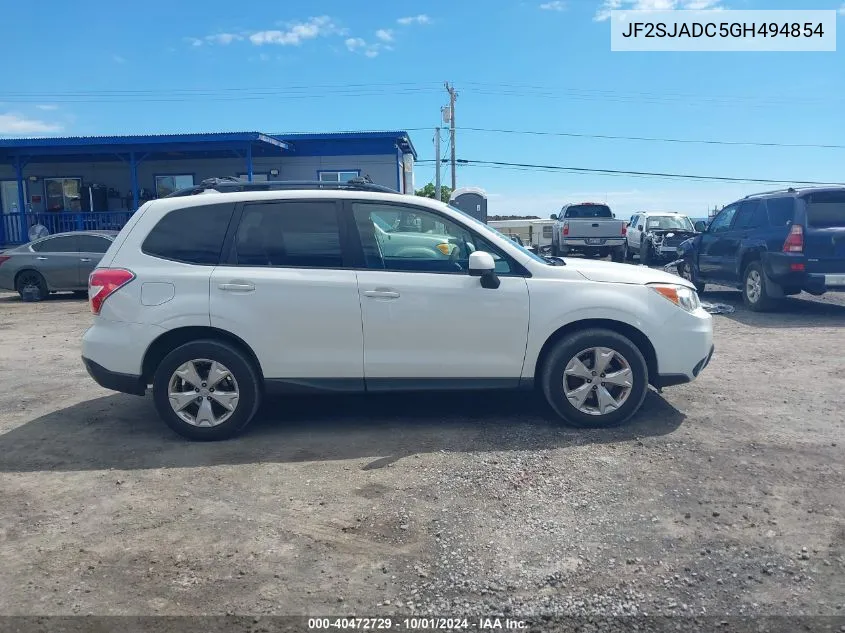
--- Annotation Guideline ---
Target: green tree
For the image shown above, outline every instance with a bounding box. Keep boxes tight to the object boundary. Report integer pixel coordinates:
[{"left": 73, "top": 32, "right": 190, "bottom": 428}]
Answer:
[{"left": 415, "top": 182, "right": 453, "bottom": 203}]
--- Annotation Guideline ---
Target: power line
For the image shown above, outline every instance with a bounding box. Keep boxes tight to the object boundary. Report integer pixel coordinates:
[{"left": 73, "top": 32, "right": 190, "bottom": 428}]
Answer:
[
  {"left": 416, "top": 158, "right": 845, "bottom": 186},
  {"left": 454, "top": 126, "right": 845, "bottom": 150}
]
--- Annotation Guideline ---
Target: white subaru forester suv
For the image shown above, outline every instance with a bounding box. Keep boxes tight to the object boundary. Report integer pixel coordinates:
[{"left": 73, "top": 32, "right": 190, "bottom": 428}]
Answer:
[{"left": 82, "top": 179, "right": 714, "bottom": 440}]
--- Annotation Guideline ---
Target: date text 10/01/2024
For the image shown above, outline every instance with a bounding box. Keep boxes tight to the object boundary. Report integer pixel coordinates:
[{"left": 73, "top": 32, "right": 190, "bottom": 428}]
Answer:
[{"left": 307, "top": 617, "right": 528, "bottom": 630}]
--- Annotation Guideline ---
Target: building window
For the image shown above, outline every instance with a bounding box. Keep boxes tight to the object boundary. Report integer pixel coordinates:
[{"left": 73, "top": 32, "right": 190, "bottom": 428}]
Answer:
[
  {"left": 155, "top": 174, "right": 194, "bottom": 198},
  {"left": 44, "top": 178, "right": 82, "bottom": 212},
  {"left": 542, "top": 225, "right": 553, "bottom": 238},
  {"left": 318, "top": 170, "right": 360, "bottom": 183},
  {"left": 237, "top": 173, "right": 269, "bottom": 182}
]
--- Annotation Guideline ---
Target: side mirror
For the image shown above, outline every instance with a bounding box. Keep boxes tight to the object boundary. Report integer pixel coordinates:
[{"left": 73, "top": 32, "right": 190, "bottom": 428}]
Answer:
[
  {"left": 637, "top": 225, "right": 644, "bottom": 231},
  {"left": 550, "top": 214, "right": 558, "bottom": 221},
  {"left": 694, "top": 221, "right": 707, "bottom": 232},
  {"left": 468, "top": 251, "right": 500, "bottom": 289}
]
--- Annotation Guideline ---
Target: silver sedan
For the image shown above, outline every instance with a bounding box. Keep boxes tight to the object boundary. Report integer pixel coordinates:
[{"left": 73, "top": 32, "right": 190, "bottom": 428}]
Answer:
[{"left": 0, "top": 231, "right": 117, "bottom": 301}]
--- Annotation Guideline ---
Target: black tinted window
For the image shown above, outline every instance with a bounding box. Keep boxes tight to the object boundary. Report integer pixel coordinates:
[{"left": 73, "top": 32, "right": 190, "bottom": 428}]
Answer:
[
  {"left": 734, "top": 200, "right": 767, "bottom": 230},
  {"left": 235, "top": 201, "right": 343, "bottom": 268},
  {"left": 31, "top": 236, "right": 78, "bottom": 253},
  {"left": 565, "top": 204, "right": 612, "bottom": 219},
  {"left": 804, "top": 191, "right": 845, "bottom": 229},
  {"left": 142, "top": 204, "right": 234, "bottom": 265},
  {"left": 78, "top": 235, "right": 112, "bottom": 253},
  {"left": 766, "top": 197, "right": 795, "bottom": 227}
]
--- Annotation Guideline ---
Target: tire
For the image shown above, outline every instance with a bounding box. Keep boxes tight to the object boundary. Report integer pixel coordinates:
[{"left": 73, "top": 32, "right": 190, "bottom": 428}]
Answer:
[
  {"left": 641, "top": 242, "right": 652, "bottom": 266},
  {"left": 623, "top": 242, "right": 633, "bottom": 262},
  {"left": 16, "top": 270, "right": 48, "bottom": 302},
  {"left": 541, "top": 328, "right": 649, "bottom": 429},
  {"left": 742, "top": 260, "right": 777, "bottom": 312},
  {"left": 677, "top": 260, "right": 705, "bottom": 295},
  {"left": 611, "top": 247, "right": 624, "bottom": 263},
  {"left": 152, "top": 339, "right": 262, "bottom": 441}
]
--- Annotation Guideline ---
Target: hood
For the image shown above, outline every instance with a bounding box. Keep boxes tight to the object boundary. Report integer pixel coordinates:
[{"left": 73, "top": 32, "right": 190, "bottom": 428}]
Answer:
[
  {"left": 564, "top": 258, "right": 694, "bottom": 288},
  {"left": 649, "top": 228, "right": 697, "bottom": 237}
]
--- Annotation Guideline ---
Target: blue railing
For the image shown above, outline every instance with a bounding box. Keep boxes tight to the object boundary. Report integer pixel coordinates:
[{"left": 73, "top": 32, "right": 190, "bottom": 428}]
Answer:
[{"left": 2, "top": 211, "right": 134, "bottom": 245}]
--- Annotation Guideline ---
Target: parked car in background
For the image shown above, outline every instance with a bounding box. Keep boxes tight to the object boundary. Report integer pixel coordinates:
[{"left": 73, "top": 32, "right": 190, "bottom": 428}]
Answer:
[
  {"left": 488, "top": 219, "right": 556, "bottom": 253},
  {"left": 676, "top": 187, "right": 845, "bottom": 311},
  {"left": 624, "top": 212, "right": 701, "bottom": 265},
  {"left": 0, "top": 230, "right": 117, "bottom": 301},
  {"left": 551, "top": 203, "right": 626, "bottom": 261},
  {"left": 81, "top": 178, "right": 712, "bottom": 441}
]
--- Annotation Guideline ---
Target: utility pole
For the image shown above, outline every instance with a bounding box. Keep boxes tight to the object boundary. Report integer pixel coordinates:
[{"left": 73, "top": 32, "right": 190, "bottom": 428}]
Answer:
[
  {"left": 434, "top": 127, "right": 441, "bottom": 202},
  {"left": 445, "top": 81, "right": 457, "bottom": 190}
]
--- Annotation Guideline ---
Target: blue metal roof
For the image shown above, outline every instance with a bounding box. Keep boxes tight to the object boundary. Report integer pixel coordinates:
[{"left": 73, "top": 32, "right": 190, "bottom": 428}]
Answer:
[
  {"left": 0, "top": 132, "right": 289, "bottom": 151},
  {"left": 273, "top": 130, "right": 417, "bottom": 158},
  {"left": 0, "top": 129, "right": 418, "bottom": 161}
]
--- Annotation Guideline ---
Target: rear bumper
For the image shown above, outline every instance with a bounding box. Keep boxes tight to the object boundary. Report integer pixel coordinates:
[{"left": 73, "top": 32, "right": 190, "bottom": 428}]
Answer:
[
  {"left": 561, "top": 239, "right": 625, "bottom": 248},
  {"left": 765, "top": 254, "right": 845, "bottom": 293},
  {"left": 82, "top": 356, "right": 146, "bottom": 396}
]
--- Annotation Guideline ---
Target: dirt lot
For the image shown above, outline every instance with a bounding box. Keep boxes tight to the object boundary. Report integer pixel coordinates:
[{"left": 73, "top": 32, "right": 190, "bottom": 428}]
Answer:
[{"left": 0, "top": 285, "right": 843, "bottom": 624}]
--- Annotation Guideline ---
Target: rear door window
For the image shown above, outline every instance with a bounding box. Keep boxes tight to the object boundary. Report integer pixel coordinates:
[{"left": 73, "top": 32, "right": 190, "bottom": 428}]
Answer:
[
  {"left": 31, "top": 235, "right": 78, "bottom": 253},
  {"left": 142, "top": 203, "right": 235, "bottom": 265},
  {"left": 803, "top": 191, "right": 845, "bottom": 228},
  {"left": 77, "top": 235, "right": 113, "bottom": 253},
  {"left": 765, "top": 197, "right": 795, "bottom": 227},
  {"left": 234, "top": 201, "right": 344, "bottom": 268},
  {"left": 734, "top": 200, "right": 767, "bottom": 230}
]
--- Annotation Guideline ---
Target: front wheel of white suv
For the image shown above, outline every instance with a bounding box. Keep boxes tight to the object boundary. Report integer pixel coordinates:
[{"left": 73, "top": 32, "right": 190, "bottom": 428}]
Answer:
[
  {"left": 541, "top": 329, "right": 649, "bottom": 428},
  {"left": 152, "top": 339, "right": 262, "bottom": 441}
]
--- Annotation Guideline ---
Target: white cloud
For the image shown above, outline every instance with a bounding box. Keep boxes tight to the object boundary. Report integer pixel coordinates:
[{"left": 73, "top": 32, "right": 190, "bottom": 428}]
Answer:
[
  {"left": 397, "top": 14, "right": 431, "bottom": 25},
  {"left": 205, "top": 32, "right": 243, "bottom": 45},
  {"left": 35, "top": 104, "right": 58, "bottom": 111},
  {"left": 186, "top": 37, "right": 203, "bottom": 47},
  {"left": 112, "top": 54, "right": 126, "bottom": 63},
  {"left": 0, "top": 113, "right": 62, "bottom": 135},
  {"left": 345, "top": 37, "right": 366, "bottom": 51},
  {"left": 364, "top": 49, "right": 380, "bottom": 58},
  {"left": 594, "top": 0, "right": 723, "bottom": 21},
  {"left": 375, "top": 28, "right": 394, "bottom": 42},
  {"left": 539, "top": 1, "right": 566, "bottom": 10},
  {"left": 249, "top": 16, "right": 340, "bottom": 45}
]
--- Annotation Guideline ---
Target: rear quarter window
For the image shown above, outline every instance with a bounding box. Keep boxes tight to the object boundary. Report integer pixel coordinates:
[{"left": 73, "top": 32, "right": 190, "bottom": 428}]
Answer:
[
  {"left": 765, "top": 197, "right": 795, "bottom": 227},
  {"left": 142, "top": 203, "right": 235, "bottom": 265}
]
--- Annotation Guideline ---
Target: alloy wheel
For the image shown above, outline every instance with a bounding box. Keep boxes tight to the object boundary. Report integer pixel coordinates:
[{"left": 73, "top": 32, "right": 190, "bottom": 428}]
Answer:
[
  {"left": 168, "top": 359, "right": 240, "bottom": 427},
  {"left": 563, "top": 347, "right": 634, "bottom": 416}
]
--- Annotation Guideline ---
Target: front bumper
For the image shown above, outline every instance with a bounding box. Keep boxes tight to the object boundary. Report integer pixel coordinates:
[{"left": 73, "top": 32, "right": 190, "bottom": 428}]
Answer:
[
  {"left": 82, "top": 356, "right": 146, "bottom": 396},
  {"left": 655, "top": 345, "right": 714, "bottom": 388}
]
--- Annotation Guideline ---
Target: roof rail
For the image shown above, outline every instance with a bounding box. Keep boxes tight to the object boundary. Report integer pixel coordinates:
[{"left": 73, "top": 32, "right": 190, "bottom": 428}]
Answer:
[
  {"left": 165, "top": 175, "right": 399, "bottom": 197},
  {"left": 743, "top": 187, "right": 797, "bottom": 199}
]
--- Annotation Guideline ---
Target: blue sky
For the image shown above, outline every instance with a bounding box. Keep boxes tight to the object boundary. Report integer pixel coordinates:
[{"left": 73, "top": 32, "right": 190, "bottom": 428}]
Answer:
[{"left": 1, "top": 0, "right": 843, "bottom": 217}]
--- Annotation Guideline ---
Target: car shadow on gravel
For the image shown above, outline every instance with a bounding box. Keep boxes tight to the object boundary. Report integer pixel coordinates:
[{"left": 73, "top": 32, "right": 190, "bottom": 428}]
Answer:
[
  {"left": 0, "top": 292, "right": 86, "bottom": 304},
  {"left": 0, "top": 390, "right": 684, "bottom": 473},
  {"left": 703, "top": 289, "right": 845, "bottom": 328}
]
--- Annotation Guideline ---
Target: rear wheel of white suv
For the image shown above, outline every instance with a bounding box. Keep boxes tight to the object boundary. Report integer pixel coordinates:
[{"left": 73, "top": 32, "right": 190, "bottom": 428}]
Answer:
[
  {"left": 152, "top": 339, "right": 262, "bottom": 441},
  {"left": 541, "top": 328, "right": 649, "bottom": 428}
]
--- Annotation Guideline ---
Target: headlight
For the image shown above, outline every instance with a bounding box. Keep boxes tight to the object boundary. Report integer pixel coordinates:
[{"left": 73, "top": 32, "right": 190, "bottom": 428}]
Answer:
[
  {"left": 436, "top": 243, "right": 452, "bottom": 255},
  {"left": 649, "top": 283, "right": 701, "bottom": 312}
]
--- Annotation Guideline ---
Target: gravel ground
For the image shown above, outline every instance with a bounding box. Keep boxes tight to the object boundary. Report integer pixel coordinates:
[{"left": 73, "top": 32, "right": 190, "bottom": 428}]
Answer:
[{"left": 0, "top": 285, "right": 843, "bottom": 629}]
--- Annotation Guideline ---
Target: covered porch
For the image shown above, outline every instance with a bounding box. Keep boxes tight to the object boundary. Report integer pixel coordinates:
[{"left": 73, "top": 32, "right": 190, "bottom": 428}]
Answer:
[{"left": 0, "top": 132, "right": 290, "bottom": 245}]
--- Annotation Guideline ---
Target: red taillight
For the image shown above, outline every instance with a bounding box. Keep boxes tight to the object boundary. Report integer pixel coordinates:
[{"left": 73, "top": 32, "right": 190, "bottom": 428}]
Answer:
[
  {"left": 0, "top": 255, "right": 11, "bottom": 267},
  {"left": 562, "top": 222, "right": 570, "bottom": 236},
  {"left": 790, "top": 263, "right": 805, "bottom": 271},
  {"left": 782, "top": 224, "right": 804, "bottom": 253},
  {"left": 89, "top": 268, "right": 134, "bottom": 315},
  {"left": 621, "top": 223, "right": 627, "bottom": 236}
]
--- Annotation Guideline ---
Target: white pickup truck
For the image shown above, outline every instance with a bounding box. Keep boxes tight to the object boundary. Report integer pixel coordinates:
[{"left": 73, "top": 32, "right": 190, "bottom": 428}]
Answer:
[{"left": 551, "top": 203, "right": 627, "bottom": 261}]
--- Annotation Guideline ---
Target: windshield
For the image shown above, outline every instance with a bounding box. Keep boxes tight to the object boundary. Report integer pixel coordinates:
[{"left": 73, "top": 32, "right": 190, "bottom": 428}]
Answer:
[
  {"left": 646, "top": 215, "right": 694, "bottom": 231},
  {"left": 564, "top": 204, "right": 613, "bottom": 218},
  {"left": 448, "top": 205, "right": 549, "bottom": 265}
]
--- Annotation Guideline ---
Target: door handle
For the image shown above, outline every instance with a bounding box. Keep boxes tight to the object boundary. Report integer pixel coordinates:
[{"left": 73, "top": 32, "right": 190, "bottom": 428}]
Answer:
[
  {"left": 218, "top": 281, "right": 255, "bottom": 292},
  {"left": 364, "top": 289, "right": 400, "bottom": 299},
  {"left": 80, "top": 258, "right": 91, "bottom": 263},
  {"left": 36, "top": 256, "right": 48, "bottom": 260}
]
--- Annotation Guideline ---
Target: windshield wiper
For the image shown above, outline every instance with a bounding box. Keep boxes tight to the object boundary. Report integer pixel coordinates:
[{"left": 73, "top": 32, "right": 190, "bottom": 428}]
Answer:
[{"left": 543, "top": 256, "right": 566, "bottom": 266}]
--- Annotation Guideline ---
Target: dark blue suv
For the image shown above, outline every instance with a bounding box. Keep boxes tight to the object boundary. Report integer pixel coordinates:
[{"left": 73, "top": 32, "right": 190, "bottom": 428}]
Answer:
[{"left": 677, "top": 187, "right": 845, "bottom": 311}]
